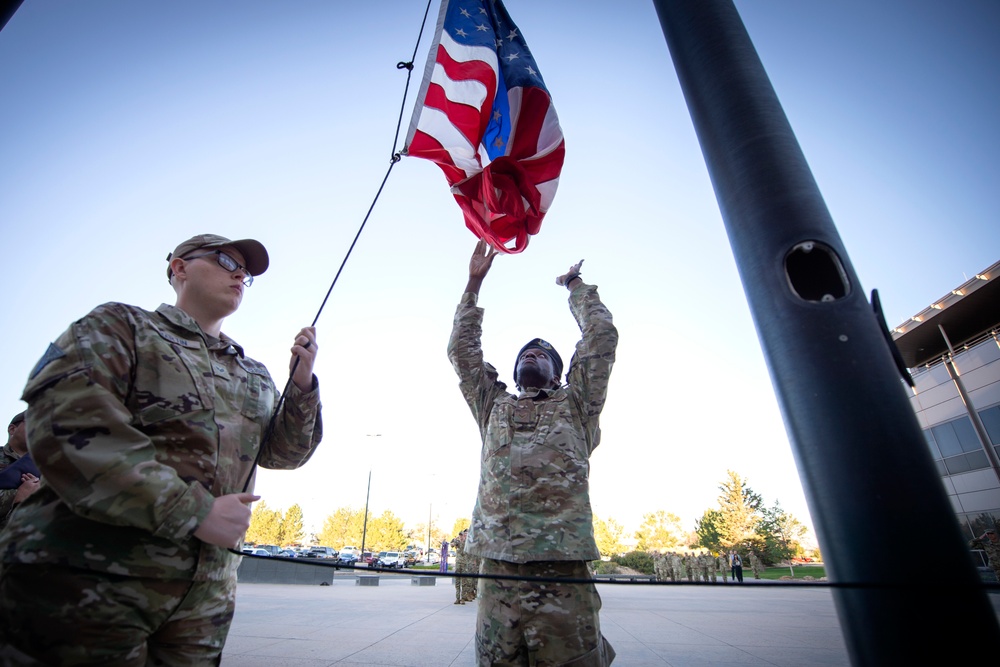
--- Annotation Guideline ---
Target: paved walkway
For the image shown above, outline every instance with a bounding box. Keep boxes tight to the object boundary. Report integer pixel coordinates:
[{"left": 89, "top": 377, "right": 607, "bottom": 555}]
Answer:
[{"left": 222, "top": 573, "right": 860, "bottom": 666}]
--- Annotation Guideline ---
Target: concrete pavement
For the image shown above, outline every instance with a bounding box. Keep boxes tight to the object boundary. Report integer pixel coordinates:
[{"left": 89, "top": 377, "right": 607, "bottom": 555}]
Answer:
[{"left": 222, "top": 572, "right": 860, "bottom": 666}]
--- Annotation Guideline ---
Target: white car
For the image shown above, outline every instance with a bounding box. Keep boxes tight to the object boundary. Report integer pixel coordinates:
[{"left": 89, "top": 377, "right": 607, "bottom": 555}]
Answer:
[{"left": 379, "top": 551, "right": 406, "bottom": 568}]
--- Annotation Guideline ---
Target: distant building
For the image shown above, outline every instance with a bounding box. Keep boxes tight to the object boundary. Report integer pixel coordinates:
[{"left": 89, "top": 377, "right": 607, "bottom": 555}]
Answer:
[{"left": 892, "top": 260, "right": 1000, "bottom": 567}]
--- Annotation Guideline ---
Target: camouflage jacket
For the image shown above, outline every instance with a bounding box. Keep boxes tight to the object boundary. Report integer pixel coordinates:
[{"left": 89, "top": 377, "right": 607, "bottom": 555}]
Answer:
[
  {"left": 0, "top": 443, "right": 25, "bottom": 528},
  {"left": 0, "top": 303, "right": 323, "bottom": 581},
  {"left": 448, "top": 283, "right": 617, "bottom": 563}
]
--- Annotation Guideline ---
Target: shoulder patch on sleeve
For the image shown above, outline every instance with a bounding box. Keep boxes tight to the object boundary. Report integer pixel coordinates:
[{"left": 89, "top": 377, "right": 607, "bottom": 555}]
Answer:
[{"left": 29, "top": 343, "right": 67, "bottom": 380}]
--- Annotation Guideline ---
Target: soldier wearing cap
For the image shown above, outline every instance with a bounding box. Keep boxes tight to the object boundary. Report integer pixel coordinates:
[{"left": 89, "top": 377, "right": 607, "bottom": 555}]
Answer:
[
  {"left": 0, "top": 411, "right": 41, "bottom": 530},
  {"left": 448, "top": 239, "right": 619, "bottom": 666},
  {"left": 0, "top": 234, "right": 323, "bottom": 665}
]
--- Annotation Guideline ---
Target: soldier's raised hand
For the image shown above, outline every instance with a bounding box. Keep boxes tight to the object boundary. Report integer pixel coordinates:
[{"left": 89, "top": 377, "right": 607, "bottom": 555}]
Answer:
[
  {"left": 469, "top": 239, "right": 499, "bottom": 280},
  {"left": 556, "top": 259, "right": 584, "bottom": 287}
]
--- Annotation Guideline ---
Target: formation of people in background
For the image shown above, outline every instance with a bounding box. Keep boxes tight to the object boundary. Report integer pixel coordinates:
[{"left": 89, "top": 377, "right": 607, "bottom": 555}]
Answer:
[
  {"left": 0, "top": 234, "right": 324, "bottom": 665},
  {"left": 651, "top": 550, "right": 756, "bottom": 583}
]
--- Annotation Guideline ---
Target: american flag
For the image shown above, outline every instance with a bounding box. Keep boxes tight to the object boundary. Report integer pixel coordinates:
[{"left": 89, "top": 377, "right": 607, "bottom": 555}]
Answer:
[{"left": 404, "top": 0, "right": 565, "bottom": 254}]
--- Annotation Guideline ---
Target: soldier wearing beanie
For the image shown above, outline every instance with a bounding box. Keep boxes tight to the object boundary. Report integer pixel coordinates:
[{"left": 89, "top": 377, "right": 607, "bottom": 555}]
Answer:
[{"left": 448, "top": 239, "right": 619, "bottom": 666}]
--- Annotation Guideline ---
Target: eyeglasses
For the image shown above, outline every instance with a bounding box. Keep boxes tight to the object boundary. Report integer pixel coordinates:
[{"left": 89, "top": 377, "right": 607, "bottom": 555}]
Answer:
[{"left": 183, "top": 250, "right": 254, "bottom": 286}]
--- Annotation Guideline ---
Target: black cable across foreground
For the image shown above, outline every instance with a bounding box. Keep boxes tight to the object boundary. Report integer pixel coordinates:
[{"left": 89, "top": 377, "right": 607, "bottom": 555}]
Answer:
[{"left": 235, "top": 554, "right": 1000, "bottom": 592}]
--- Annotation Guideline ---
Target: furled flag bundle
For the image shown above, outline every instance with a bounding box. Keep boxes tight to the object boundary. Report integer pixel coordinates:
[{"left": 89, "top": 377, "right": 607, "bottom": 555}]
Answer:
[{"left": 404, "top": 0, "right": 565, "bottom": 254}]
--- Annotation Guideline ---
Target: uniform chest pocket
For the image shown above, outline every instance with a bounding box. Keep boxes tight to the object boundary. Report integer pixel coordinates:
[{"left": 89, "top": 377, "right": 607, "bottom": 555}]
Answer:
[
  {"left": 237, "top": 359, "right": 275, "bottom": 420},
  {"left": 133, "top": 336, "right": 205, "bottom": 426},
  {"left": 484, "top": 403, "right": 514, "bottom": 460}
]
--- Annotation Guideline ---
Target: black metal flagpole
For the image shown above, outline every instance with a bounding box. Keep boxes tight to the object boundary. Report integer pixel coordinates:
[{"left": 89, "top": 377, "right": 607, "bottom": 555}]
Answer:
[
  {"left": 651, "top": 0, "right": 1000, "bottom": 663},
  {"left": 1, "top": 0, "right": 25, "bottom": 32}
]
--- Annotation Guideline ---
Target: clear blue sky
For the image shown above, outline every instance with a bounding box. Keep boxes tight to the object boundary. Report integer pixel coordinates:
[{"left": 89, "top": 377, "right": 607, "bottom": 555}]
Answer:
[{"left": 2, "top": 1, "right": 998, "bottom": 540}]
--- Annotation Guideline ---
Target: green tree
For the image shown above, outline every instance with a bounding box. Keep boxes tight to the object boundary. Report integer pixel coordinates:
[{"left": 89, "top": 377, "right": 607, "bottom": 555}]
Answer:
[
  {"left": 246, "top": 500, "right": 281, "bottom": 545},
  {"left": 317, "top": 506, "right": 368, "bottom": 549},
  {"left": 634, "top": 510, "right": 684, "bottom": 552},
  {"left": 757, "top": 501, "right": 806, "bottom": 567},
  {"left": 694, "top": 508, "right": 724, "bottom": 553},
  {"left": 715, "top": 470, "right": 763, "bottom": 547},
  {"left": 279, "top": 504, "right": 305, "bottom": 547},
  {"left": 593, "top": 515, "right": 626, "bottom": 558},
  {"left": 365, "top": 510, "right": 408, "bottom": 552}
]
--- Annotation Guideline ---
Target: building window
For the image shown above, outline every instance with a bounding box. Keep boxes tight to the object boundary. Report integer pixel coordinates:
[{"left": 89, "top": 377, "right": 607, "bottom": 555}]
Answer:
[
  {"left": 923, "top": 429, "right": 941, "bottom": 460},
  {"left": 944, "top": 454, "right": 972, "bottom": 475},
  {"left": 931, "top": 421, "right": 964, "bottom": 458},
  {"left": 979, "top": 405, "right": 1000, "bottom": 445}
]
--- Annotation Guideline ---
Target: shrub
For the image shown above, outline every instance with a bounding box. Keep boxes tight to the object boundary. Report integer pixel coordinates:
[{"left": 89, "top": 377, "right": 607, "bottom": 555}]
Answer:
[
  {"left": 591, "top": 560, "right": 621, "bottom": 574},
  {"left": 612, "top": 551, "right": 655, "bottom": 575}
]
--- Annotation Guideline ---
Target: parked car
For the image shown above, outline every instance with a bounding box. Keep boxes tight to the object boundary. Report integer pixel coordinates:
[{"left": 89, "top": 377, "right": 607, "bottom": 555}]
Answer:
[
  {"left": 256, "top": 544, "right": 283, "bottom": 557},
  {"left": 374, "top": 551, "right": 388, "bottom": 566},
  {"left": 248, "top": 548, "right": 271, "bottom": 557},
  {"left": 278, "top": 549, "right": 298, "bottom": 558},
  {"left": 361, "top": 551, "right": 375, "bottom": 565},
  {"left": 339, "top": 546, "right": 360, "bottom": 558},
  {"left": 403, "top": 550, "right": 419, "bottom": 567},
  {"left": 379, "top": 551, "right": 406, "bottom": 569},
  {"left": 338, "top": 552, "right": 359, "bottom": 565},
  {"left": 304, "top": 546, "right": 338, "bottom": 559},
  {"left": 426, "top": 551, "right": 441, "bottom": 564}
]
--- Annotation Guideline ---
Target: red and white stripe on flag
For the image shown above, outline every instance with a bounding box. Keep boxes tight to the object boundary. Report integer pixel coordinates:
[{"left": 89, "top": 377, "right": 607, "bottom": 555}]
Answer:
[{"left": 404, "top": 0, "right": 565, "bottom": 254}]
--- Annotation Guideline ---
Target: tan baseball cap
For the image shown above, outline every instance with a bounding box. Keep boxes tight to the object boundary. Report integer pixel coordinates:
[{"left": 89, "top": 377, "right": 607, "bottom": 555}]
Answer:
[{"left": 166, "top": 234, "right": 269, "bottom": 280}]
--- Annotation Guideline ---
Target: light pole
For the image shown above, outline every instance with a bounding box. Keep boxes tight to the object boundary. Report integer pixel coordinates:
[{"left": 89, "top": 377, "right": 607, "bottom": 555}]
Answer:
[
  {"left": 360, "top": 434, "right": 380, "bottom": 562},
  {"left": 360, "top": 469, "right": 371, "bottom": 558}
]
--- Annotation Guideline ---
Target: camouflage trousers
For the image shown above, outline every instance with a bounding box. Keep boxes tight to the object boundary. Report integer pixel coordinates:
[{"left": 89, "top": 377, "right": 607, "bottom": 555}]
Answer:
[
  {"left": 455, "top": 558, "right": 479, "bottom": 603},
  {"left": 476, "top": 559, "right": 615, "bottom": 667},
  {"left": 0, "top": 563, "right": 236, "bottom": 666}
]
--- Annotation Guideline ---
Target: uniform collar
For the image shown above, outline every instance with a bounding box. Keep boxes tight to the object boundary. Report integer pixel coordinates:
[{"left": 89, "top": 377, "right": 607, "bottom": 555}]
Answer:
[
  {"left": 517, "top": 385, "right": 564, "bottom": 400},
  {"left": 155, "top": 304, "right": 245, "bottom": 357},
  {"left": 0, "top": 442, "right": 24, "bottom": 461}
]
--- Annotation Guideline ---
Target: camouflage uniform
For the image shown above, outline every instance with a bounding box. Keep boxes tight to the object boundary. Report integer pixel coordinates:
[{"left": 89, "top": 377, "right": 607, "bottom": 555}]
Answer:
[
  {"left": 652, "top": 553, "right": 668, "bottom": 582},
  {"left": 478, "top": 560, "right": 614, "bottom": 667},
  {"left": 0, "top": 302, "right": 323, "bottom": 665},
  {"left": 748, "top": 551, "right": 763, "bottom": 579},
  {"left": 448, "top": 282, "right": 618, "bottom": 666},
  {"left": 452, "top": 532, "right": 479, "bottom": 604},
  {"left": 0, "top": 443, "right": 26, "bottom": 530},
  {"left": 717, "top": 554, "right": 729, "bottom": 583},
  {"left": 670, "top": 553, "right": 681, "bottom": 582}
]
